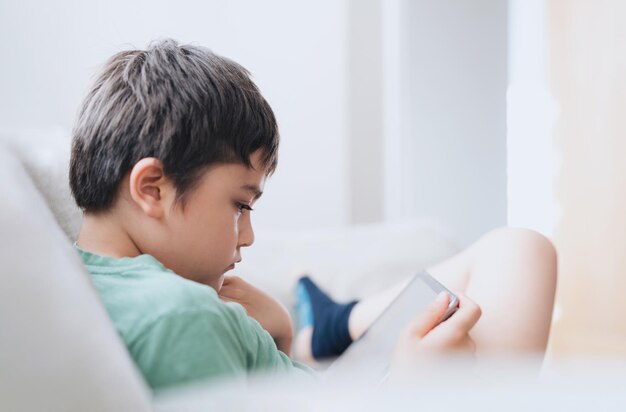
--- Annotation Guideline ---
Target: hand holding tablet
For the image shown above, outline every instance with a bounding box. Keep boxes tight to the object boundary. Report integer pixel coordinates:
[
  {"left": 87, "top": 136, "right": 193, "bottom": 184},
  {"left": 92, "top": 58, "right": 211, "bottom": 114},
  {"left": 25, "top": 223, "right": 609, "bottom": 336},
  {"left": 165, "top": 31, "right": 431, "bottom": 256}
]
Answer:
[
  {"left": 324, "top": 271, "right": 481, "bottom": 383},
  {"left": 393, "top": 290, "right": 480, "bottom": 358}
]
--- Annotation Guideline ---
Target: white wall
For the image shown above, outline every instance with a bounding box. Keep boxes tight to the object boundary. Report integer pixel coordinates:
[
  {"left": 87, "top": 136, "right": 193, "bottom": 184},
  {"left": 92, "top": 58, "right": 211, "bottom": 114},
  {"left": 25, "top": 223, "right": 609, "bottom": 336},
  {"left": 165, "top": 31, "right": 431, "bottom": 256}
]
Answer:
[
  {"left": 348, "top": 0, "right": 385, "bottom": 224},
  {"left": 507, "top": 0, "right": 559, "bottom": 238},
  {"left": 0, "top": 0, "right": 350, "bottom": 231},
  {"left": 1, "top": 1, "right": 511, "bottom": 246},
  {"left": 383, "top": 0, "right": 509, "bottom": 247}
]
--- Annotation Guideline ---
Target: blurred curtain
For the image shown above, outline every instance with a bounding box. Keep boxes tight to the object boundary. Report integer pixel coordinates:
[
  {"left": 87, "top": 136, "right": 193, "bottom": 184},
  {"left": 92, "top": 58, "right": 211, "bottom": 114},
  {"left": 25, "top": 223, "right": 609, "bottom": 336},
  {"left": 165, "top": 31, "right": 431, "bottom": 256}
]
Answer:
[{"left": 549, "top": 0, "right": 626, "bottom": 355}]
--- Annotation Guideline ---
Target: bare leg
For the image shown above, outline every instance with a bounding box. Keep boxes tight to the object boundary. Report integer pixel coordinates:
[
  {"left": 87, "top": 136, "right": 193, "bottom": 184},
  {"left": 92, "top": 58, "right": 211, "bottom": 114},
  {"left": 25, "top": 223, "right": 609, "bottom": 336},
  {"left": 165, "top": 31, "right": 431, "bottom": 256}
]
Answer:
[{"left": 347, "top": 227, "right": 557, "bottom": 355}]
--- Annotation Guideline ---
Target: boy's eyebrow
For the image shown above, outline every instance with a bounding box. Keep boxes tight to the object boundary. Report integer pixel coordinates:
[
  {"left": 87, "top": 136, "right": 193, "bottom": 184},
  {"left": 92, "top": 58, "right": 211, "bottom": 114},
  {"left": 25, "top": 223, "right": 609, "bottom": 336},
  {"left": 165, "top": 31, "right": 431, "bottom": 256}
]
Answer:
[{"left": 241, "top": 184, "right": 263, "bottom": 200}]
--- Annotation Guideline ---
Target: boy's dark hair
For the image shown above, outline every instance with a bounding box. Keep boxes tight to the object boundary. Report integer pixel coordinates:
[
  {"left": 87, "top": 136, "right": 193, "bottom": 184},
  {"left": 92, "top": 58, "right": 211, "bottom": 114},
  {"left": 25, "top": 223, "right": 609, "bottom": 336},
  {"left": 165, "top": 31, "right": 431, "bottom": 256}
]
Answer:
[{"left": 69, "top": 39, "right": 279, "bottom": 212}]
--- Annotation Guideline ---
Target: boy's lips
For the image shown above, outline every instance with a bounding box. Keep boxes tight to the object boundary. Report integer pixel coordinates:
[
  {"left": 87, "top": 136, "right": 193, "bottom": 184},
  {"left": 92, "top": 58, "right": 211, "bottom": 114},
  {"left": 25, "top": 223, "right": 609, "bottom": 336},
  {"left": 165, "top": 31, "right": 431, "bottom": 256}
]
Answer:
[{"left": 226, "top": 259, "right": 241, "bottom": 271}]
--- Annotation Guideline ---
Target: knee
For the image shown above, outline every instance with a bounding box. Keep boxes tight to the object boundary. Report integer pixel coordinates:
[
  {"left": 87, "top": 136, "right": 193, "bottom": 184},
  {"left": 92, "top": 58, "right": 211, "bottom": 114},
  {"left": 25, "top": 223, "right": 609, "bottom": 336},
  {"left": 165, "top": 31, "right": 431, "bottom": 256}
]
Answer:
[{"left": 482, "top": 227, "right": 558, "bottom": 276}]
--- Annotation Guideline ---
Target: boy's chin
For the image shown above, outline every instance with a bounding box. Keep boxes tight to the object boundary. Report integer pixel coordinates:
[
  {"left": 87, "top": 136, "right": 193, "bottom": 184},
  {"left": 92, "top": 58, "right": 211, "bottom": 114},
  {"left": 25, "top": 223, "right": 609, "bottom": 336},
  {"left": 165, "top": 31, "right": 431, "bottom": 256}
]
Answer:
[
  {"left": 214, "top": 274, "right": 226, "bottom": 292},
  {"left": 193, "top": 272, "right": 224, "bottom": 292}
]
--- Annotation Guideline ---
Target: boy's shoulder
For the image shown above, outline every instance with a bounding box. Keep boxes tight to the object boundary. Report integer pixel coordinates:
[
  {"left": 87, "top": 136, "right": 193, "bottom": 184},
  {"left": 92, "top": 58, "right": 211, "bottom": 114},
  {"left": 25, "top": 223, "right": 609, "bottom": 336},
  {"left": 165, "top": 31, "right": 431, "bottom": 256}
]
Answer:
[{"left": 76, "top": 247, "right": 245, "bottom": 338}]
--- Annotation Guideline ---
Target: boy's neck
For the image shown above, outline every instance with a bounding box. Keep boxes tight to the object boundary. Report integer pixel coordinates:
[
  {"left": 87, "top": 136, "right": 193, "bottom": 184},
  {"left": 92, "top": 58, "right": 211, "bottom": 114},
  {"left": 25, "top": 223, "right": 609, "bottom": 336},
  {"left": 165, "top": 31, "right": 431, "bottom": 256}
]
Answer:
[{"left": 77, "top": 212, "right": 142, "bottom": 258}]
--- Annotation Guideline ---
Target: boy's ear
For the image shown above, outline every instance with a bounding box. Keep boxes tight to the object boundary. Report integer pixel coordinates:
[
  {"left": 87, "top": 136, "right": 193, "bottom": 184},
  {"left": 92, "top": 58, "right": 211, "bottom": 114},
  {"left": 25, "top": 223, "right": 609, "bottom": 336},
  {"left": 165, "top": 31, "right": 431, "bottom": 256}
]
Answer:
[{"left": 128, "top": 158, "right": 174, "bottom": 219}]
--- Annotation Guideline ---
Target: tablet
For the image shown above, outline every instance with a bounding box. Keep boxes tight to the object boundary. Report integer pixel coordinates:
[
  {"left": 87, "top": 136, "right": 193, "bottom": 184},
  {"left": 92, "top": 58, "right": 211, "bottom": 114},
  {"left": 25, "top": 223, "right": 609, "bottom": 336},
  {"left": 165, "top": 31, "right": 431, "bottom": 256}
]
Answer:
[{"left": 323, "top": 271, "right": 458, "bottom": 382}]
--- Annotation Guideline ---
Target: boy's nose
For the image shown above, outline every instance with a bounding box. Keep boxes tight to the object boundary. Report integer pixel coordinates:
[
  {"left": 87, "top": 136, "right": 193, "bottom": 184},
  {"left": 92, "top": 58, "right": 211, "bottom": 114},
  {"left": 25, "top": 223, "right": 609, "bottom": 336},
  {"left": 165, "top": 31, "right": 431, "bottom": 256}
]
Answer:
[{"left": 238, "top": 214, "right": 255, "bottom": 247}]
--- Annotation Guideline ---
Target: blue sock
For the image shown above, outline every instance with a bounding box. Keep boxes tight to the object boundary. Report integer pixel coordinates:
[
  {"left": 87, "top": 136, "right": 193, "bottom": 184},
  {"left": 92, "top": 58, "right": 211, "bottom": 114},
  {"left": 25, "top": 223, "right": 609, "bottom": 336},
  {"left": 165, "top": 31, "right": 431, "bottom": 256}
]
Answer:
[{"left": 295, "top": 276, "right": 358, "bottom": 360}]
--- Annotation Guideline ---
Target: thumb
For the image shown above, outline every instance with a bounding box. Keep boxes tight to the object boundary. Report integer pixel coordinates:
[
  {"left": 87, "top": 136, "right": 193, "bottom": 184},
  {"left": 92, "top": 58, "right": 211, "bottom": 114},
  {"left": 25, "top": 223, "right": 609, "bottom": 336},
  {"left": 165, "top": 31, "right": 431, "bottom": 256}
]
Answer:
[{"left": 405, "top": 292, "right": 450, "bottom": 338}]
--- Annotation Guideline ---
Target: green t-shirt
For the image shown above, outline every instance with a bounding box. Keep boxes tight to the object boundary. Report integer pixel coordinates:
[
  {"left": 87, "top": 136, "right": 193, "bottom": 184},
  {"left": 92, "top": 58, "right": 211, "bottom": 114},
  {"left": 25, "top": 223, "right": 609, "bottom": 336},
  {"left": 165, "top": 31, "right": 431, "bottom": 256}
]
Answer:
[{"left": 75, "top": 246, "right": 314, "bottom": 391}]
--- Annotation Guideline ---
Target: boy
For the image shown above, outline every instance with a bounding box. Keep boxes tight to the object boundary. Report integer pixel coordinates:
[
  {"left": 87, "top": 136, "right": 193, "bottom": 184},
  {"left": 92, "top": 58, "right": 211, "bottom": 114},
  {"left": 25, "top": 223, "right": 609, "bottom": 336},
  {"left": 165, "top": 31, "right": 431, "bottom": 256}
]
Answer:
[{"left": 70, "top": 39, "right": 555, "bottom": 391}]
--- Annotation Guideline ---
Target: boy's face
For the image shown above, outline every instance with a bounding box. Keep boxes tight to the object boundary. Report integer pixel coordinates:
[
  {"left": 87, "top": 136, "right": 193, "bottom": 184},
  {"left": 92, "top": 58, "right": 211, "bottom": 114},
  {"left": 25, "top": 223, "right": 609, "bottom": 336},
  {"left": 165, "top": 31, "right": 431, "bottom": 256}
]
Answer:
[{"left": 151, "top": 150, "right": 266, "bottom": 291}]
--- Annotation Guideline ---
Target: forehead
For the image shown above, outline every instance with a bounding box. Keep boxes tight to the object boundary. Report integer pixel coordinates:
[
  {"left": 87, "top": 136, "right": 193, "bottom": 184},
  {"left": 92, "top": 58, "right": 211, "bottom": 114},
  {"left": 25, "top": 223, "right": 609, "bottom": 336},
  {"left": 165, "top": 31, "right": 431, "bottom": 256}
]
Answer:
[{"left": 198, "top": 154, "right": 267, "bottom": 195}]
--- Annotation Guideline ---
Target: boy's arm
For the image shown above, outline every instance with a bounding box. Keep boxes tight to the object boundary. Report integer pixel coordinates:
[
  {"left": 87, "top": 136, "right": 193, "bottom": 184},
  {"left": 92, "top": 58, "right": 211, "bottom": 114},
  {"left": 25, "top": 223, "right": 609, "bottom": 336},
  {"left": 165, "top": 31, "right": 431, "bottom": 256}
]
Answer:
[{"left": 218, "top": 275, "right": 294, "bottom": 356}]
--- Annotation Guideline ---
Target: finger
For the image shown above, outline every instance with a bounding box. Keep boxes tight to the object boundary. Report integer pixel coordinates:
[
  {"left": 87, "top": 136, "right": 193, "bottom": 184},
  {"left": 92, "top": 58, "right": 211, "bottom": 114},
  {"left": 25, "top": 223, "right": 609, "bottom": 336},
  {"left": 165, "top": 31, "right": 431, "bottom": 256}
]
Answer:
[
  {"left": 217, "top": 283, "right": 232, "bottom": 294},
  {"left": 405, "top": 292, "right": 450, "bottom": 338},
  {"left": 445, "top": 293, "right": 482, "bottom": 332},
  {"left": 218, "top": 288, "right": 243, "bottom": 300}
]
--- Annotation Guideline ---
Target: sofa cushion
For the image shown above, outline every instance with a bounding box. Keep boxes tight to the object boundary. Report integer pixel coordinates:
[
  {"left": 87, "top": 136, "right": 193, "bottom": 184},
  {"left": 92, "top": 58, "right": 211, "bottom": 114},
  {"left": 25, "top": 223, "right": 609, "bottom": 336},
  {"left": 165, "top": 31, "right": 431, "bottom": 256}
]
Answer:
[
  {"left": 0, "top": 139, "right": 152, "bottom": 412},
  {"left": 0, "top": 129, "right": 82, "bottom": 240}
]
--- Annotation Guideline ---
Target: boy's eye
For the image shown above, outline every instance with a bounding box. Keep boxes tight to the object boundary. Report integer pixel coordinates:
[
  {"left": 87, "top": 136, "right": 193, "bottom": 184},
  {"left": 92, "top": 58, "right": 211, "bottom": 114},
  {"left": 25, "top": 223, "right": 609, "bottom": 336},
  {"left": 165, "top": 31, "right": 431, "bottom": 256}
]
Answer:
[{"left": 236, "top": 202, "right": 254, "bottom": 214}]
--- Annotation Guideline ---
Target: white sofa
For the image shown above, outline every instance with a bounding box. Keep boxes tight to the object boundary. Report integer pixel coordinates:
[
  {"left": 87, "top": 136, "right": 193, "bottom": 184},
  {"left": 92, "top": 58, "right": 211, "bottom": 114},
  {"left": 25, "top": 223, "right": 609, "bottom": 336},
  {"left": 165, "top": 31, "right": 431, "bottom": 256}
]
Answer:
[
  {"left": 0, "top": 130, "right": 464, "bottom": 411},
  {"left": 4, "top": 130, "right": 625, "bottom": 411}
]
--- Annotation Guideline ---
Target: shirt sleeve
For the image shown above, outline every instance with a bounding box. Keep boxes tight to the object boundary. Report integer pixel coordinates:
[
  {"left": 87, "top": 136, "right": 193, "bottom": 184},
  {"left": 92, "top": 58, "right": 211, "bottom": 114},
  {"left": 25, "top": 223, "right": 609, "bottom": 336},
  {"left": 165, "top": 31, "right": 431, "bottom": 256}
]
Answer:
[{"left": 129, "top": 304, "right": 315, "bottom": 391}]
